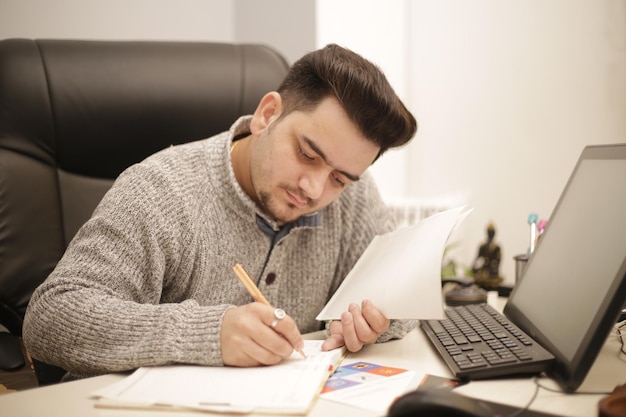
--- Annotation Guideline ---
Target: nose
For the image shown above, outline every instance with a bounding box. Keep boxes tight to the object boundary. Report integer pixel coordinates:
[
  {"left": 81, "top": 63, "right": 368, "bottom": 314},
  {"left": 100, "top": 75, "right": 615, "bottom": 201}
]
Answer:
[{"left": 299, "top": 168, "right": 327, "bottom": 200}]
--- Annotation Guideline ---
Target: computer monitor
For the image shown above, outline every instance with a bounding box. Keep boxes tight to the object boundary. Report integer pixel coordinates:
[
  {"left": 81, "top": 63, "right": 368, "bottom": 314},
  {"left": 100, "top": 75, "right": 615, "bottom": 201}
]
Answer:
[{"left": 504, "top": 143, "right": 626, "bottom": 392}]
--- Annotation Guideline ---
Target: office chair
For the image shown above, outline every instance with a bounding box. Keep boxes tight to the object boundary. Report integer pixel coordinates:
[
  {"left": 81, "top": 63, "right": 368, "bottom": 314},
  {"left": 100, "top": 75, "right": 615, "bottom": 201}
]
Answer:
[{"left": 0, "top": 38, "right": 289, "bottom": 384}]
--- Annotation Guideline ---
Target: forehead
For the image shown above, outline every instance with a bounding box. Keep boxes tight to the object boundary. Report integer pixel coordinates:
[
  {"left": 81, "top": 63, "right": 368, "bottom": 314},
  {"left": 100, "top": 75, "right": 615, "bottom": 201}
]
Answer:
[{"left": 284, "top": 97, "right": 380, "bottom": 175}]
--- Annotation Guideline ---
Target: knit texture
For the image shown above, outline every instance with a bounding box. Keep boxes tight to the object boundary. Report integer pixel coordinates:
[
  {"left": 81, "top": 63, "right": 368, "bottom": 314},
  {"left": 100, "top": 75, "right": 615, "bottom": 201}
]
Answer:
[{"left": 23, "top": 117, "right": 417, "bottom": 379}]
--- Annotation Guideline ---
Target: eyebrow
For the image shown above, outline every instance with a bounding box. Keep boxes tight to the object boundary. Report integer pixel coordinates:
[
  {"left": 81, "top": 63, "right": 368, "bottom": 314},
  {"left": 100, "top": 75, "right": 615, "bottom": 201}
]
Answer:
[{"left": 303, "top": 137, "right": 361, "bottom": 182}]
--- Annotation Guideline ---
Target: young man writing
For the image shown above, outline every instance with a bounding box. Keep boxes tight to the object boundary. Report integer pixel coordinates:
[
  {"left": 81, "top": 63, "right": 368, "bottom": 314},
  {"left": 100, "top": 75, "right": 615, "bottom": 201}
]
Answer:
[{"left": 23, "top": 44, "right": 418, "bottom": 379}]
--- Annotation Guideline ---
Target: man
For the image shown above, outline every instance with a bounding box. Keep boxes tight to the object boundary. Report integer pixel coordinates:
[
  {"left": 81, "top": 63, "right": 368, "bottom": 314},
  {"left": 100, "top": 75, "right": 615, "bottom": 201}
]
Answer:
[{"left": 23, "top": 44, "right": 418, "bottom": 379}]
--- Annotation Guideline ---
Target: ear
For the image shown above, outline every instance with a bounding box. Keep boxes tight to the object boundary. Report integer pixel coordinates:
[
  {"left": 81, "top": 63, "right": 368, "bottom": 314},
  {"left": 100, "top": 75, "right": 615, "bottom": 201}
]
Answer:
[{"left": 250, "top": 92, "right": 283, "bottom": 135}]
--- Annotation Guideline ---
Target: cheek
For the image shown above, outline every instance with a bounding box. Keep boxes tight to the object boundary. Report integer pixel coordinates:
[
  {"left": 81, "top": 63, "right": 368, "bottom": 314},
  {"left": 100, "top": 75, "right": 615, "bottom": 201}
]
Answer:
[
  {"left": 317, "top": 183, "right": 345, "bottom": 206},
  {"left": 254, "top": 138, "right": 284, "bottom": 178}
]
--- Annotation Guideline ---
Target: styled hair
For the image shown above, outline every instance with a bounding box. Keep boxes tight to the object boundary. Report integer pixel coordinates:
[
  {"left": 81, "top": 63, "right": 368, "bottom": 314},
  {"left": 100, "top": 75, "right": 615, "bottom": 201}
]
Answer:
[{"left": 277, "top": 44, "right": 417, "bottom": 158}]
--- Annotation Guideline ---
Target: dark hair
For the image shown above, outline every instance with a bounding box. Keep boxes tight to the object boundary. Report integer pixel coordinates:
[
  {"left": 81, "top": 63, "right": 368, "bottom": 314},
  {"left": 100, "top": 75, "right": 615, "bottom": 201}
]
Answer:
[{"left": 277, "top": 44, "right": 417, "bottom": 158}]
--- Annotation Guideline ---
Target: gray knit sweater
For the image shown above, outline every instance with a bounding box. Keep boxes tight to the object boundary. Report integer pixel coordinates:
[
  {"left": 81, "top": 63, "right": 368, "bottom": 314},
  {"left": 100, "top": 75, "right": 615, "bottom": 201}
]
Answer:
[{"left": 23, "top": 117, "right": 416, "bottom": 379}]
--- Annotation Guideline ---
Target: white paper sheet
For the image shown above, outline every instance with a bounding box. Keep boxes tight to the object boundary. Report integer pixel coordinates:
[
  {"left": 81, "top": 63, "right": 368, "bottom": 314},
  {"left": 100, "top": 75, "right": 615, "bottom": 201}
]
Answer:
[{"left": 316, "top": 206, "right": 471, "bottom": 320}]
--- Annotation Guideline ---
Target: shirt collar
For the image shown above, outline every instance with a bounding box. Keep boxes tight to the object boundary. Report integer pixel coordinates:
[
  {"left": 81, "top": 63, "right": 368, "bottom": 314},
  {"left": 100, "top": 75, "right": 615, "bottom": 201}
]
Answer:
[{"left": 255, "top": 212, "right": 322, "bottom": 241}]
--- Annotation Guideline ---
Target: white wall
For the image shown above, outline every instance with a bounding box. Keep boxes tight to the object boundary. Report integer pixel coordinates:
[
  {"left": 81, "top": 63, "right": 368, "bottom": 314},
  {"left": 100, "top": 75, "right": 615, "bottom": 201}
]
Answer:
[
  {"left": 0, "top": 0, "right": 234, "bottom": 41},
  {"left": 234, "top": 0, "right": 316, "bottom": 64},
  {"left": 407, "top": 0, "right": 626, "bottom": 283}
]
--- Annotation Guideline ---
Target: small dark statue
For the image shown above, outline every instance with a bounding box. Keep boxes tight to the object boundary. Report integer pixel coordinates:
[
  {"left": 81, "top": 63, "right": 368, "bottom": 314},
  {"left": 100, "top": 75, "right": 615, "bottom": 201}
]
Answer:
[{"left": 472, "top": 223, "right": 503, "bottom": 289}]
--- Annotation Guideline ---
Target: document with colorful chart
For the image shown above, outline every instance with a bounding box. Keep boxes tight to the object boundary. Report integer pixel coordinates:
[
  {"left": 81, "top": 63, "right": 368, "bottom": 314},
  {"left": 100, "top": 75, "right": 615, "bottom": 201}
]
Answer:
[{"left": 321, "top": 361, "right": 417, "bottom": 414}]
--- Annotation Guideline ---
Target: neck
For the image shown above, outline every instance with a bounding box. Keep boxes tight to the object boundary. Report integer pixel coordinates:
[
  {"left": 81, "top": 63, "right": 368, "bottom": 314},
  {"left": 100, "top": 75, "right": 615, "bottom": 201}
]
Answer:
[{"left": 231, "top": 135, "right": 254, "bottom": 199}]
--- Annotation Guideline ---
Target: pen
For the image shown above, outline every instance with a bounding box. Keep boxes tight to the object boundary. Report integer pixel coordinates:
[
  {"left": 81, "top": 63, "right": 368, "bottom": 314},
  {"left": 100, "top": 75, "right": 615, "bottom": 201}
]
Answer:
[
  {"left": 232, "top": 263, "right": 306, "bottom": 359},
  {"left": 527, "top": 213, "right": 538, "bottom": 255}
]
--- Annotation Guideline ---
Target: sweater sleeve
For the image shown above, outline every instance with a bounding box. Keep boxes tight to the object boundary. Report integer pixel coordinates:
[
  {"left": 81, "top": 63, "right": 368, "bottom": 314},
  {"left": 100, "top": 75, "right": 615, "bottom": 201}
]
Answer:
[{"left": 23, "top": 161, "right": 230, "bottom": 377}]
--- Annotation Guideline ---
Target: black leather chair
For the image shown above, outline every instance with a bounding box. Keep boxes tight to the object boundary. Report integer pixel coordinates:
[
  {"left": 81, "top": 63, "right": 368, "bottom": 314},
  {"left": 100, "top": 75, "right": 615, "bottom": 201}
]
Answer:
[{"left": 0, "top": 38, "right": 289, "bottom": 384}]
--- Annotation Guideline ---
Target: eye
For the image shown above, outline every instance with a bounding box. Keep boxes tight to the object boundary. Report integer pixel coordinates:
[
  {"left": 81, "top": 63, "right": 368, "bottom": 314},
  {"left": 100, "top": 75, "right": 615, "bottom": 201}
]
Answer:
[
  {"left": 331, "top": 172, "right": 346, "bottom": 187},
  {"left": 297, "top": 146, "right": 315, "bottom": 161}
]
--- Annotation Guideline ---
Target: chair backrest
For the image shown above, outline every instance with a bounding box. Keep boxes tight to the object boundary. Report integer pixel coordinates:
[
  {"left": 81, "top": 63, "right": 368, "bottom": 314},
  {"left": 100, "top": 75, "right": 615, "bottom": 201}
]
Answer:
[{"left": 0, "top": 38, "right": 289, "bottom": 337}]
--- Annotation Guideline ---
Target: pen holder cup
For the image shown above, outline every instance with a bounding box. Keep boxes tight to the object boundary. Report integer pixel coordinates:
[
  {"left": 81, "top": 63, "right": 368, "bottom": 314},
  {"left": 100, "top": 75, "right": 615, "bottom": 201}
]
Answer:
[{"left": 513, "top": 254, "right": 528, "bottom": 283}]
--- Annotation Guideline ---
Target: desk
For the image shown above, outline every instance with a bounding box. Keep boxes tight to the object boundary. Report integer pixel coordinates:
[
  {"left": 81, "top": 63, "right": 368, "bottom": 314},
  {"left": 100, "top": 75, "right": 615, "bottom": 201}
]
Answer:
[{"left": 1, "top": 296, "right": 624, "bottom": 417}]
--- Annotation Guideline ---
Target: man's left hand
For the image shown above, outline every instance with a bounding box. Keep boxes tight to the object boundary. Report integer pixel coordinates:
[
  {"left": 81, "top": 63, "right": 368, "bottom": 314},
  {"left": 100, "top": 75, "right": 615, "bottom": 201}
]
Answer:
[{"left": 321, "top": 299, "right": 390, "bottom": 352}]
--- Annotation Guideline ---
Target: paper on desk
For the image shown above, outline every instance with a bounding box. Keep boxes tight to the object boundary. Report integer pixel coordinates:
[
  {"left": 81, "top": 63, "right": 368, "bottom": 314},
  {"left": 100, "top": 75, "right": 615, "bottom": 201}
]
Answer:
[
  {"left": 317, "top": 205, "right": 471, "bottom": 320},
  {"left": 91, "top": 340, "right": 345, "bottom": 415},
  {"left": 321, "top": 361, "right": 419, "bottom": 414}
]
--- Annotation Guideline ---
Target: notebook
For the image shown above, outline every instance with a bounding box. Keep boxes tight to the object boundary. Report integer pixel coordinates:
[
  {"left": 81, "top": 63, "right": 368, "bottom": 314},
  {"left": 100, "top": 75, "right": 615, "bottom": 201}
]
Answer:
[
  {"left": 421, "top": 143, "right": 626, "bottom": 393},
  {"left": 91, "top": 340, "right": 345, "bottom": 415}
]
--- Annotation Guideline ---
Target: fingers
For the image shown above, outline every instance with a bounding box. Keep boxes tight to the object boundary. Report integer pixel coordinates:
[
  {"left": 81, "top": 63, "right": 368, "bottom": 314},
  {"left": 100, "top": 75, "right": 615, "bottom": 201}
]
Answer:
[
  {"left": 339, "top": 309, "right": 362, "bottom": 351},
  {"left": 220, "top": 303, "right": 304, "bottom": 367},
  {"left": 361, "top": 299, "right": 390, "bottom": 335},
  {"left": 325, "top": 300, "right": 390, "bottom": 353},
  {"left": 322, "top": 333, "right": 345, "bottom": 351},
  {"left": 270, "top": 308, "right": 305, "bottom": 356}
]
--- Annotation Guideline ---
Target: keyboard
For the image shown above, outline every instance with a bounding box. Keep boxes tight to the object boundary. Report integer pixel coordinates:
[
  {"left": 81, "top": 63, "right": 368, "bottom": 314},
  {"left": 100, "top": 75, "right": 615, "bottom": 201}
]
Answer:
[{"left": 420, "top": 303, "right": 555, "bottom": 381}]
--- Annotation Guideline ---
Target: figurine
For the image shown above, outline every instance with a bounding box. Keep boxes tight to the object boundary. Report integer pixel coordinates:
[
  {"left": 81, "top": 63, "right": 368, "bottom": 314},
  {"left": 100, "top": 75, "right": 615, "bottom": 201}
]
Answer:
[{"left": 472, "top": 222, "right": 503, "bottom": 289}]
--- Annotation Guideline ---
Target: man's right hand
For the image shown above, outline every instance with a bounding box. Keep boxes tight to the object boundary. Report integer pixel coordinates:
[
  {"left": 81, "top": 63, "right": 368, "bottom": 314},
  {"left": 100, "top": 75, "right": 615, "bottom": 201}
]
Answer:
[{"left": 220, "top": 302, "right": 304, "bottom": 366}]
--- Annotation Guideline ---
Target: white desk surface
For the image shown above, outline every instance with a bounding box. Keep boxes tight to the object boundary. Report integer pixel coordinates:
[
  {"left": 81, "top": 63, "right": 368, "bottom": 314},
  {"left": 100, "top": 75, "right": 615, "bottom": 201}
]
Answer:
[{"left": 2, "top": 295, "right": 624, "bottom": 417}]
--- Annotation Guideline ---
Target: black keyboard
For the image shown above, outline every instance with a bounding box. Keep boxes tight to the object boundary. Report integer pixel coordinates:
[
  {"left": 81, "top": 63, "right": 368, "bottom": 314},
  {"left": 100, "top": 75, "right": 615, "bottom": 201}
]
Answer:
[{"left": 420, "top": 303, "right": 555, "bottom": 380}]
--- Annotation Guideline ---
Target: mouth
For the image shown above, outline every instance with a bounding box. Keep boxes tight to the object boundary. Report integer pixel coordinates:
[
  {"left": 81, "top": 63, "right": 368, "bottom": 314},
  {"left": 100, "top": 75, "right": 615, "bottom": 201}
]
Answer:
[{"left": 285, "top": 189, "right": 309, "bottom": 208}]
